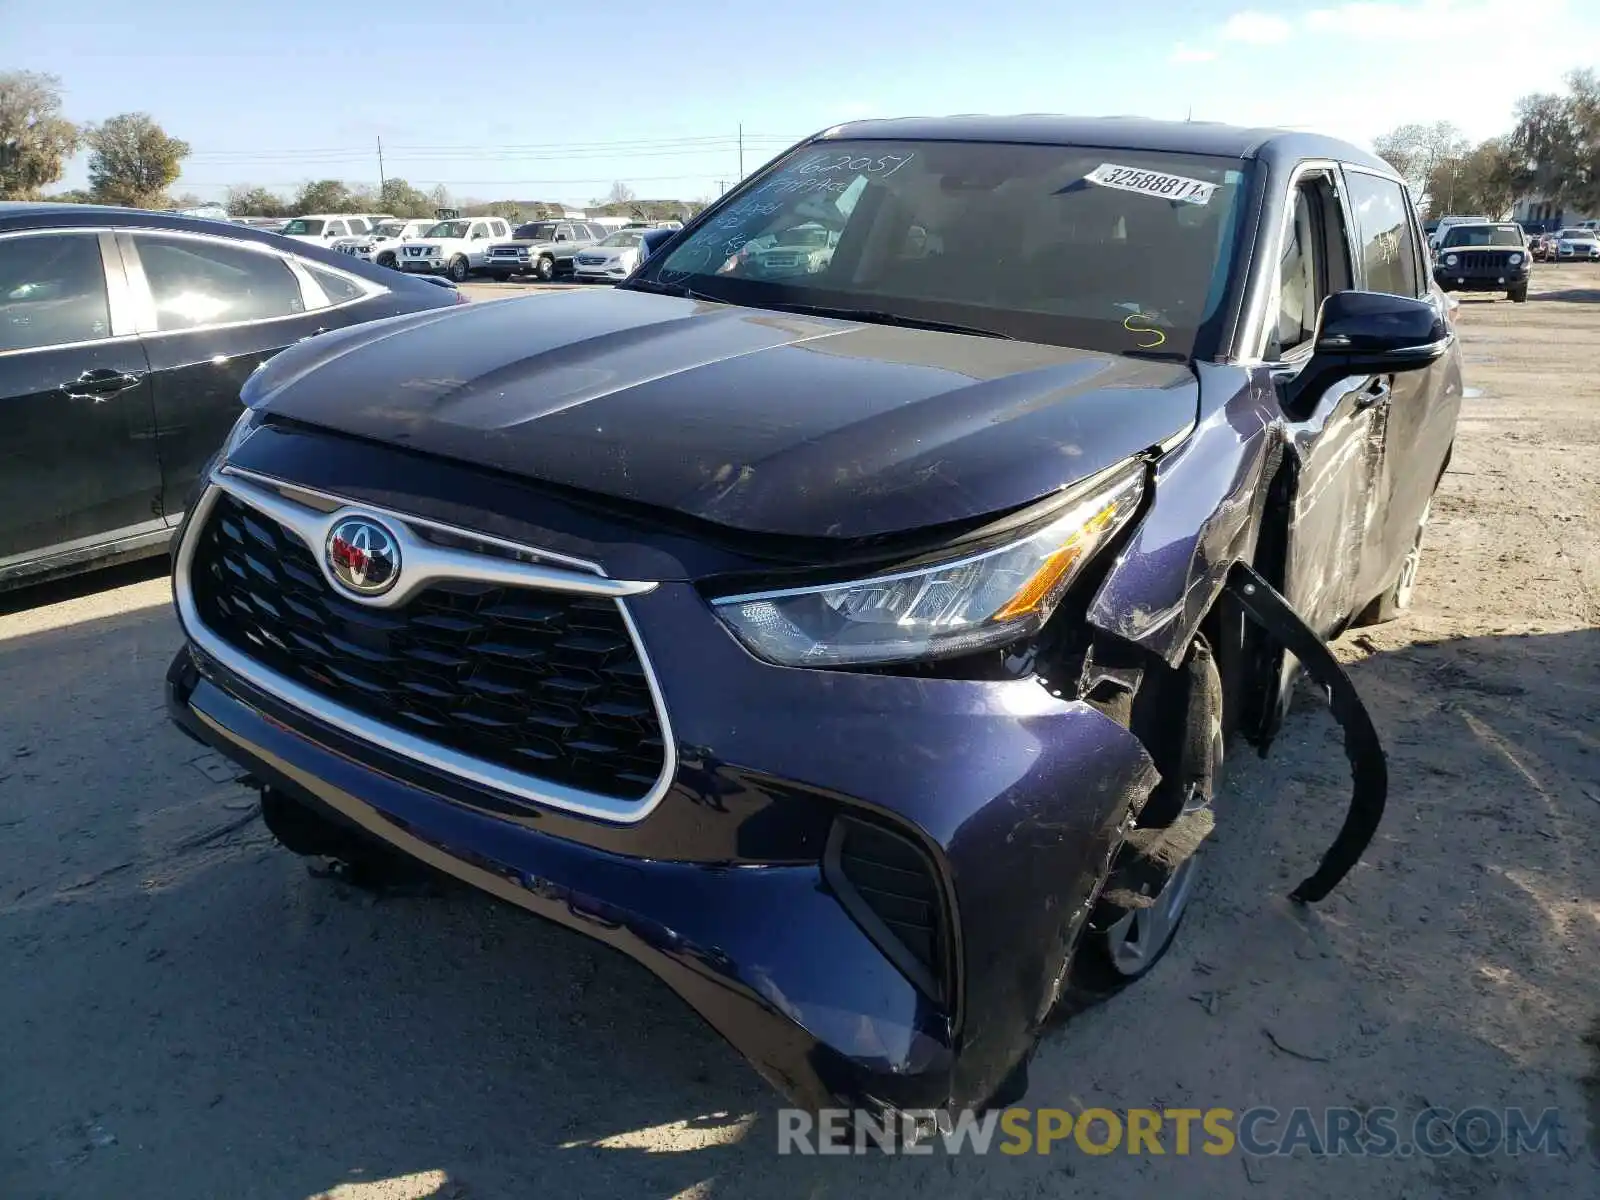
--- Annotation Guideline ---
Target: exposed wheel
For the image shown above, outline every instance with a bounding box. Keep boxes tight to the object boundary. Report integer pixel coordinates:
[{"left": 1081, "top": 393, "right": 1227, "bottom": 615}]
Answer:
[
  {"left": 448, "top": 255, "right": 470, "bottom": 283},
  {"left": 1065, "top": 649, "right": 1223, "bottom": 1001},
  {"left": 490, "top": 271, "right": 510, "bottom": 282},
  {"left": 1509, "top": 284, "right": 1528, "bottom": 303},
  {"left": 536, "top": 254, "right": 555, "bottom": 282},
  {"left": 1354, "top": 495, "right": 1431, "bottom": 626}
]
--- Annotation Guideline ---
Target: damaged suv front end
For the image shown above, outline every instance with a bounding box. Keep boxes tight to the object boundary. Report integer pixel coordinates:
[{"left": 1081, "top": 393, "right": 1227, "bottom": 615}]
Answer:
[{"left": 167, "top": 118, "right": 1460, "bottom": 1116}]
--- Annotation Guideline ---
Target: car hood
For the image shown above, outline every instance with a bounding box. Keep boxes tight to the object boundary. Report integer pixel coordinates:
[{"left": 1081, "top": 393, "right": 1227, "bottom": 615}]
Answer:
[{"left": 246, "top": 288, "right": 1197, "bottom": 540}]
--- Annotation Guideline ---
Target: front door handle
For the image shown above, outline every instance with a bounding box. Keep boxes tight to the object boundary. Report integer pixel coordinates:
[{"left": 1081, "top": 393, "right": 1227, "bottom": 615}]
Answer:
[
  {"left": 61, "top": 368, "right": 143, "bottom": 401},
  {"left": 1353, "top": 377, "right": 1392, "bottom": 411}
]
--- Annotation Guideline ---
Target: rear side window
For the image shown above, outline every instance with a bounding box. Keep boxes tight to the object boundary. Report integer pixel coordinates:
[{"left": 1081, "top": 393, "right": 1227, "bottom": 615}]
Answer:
[
  {"left": 133, "top": 235, "right": 305, "bottom": 331},
  {"left": 0, "top": 233, "right": 112, "bottom": 353},
  {"left": 1345, "top": 172, "right": 1420, "bottom": 297},
  {"left": 304, "top": 265, "right": 367, "bottom": 306}
]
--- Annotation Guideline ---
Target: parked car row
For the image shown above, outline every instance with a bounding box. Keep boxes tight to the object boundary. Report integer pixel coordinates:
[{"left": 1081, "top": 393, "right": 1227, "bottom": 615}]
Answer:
[{"left": 1531, "top": 227, "right": 1600, "bottom": 262}]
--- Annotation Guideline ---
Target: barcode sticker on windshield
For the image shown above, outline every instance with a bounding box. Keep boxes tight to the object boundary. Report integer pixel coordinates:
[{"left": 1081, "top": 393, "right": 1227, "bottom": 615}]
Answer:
[{"left": 1086, "top": 163, "right": 1217, "bottom": 205}]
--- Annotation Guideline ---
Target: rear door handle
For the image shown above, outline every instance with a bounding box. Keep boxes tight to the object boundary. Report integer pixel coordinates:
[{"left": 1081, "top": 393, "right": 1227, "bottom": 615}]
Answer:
[
  {"left": 1353, "top": 377, "right": 1392, "bottom": 411},
  {"left": 62, "top": 368, "right": 143, "bottom": 401}
]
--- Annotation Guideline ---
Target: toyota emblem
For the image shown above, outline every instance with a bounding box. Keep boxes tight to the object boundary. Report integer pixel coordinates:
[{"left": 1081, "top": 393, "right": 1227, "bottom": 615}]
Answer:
[{"left": 326, "top": 517, "right": 401, "bottom": 596}]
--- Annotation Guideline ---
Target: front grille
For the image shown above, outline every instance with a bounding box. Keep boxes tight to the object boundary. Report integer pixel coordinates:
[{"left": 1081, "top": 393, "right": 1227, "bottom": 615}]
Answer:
[
  {"left": 189, "top": 491, "right": 666, "bottom": 802},
  {"left": 576, "top": 254, "right": 606, "bottom": 266},
  {"left": 1459, "top": 250, "right": 1511, "bottom": 271},
  {"left": 828, "top": 817, "right": 947, "bottom": 999}
]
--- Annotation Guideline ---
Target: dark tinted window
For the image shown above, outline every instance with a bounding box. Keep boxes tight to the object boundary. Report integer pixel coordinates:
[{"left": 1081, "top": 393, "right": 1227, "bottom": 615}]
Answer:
[
  {"left": 304, "top": 265, "right": 366, "bottom": 306},
  {"left": 514, "top": 222, "right": 558, "bottom": 241},
  {"left": 0, "top": 233, "right": 112, "bottom": 353},
  {"left": 1441, "top": 225, "right": 1523, "bottom": 248},
  {"left": 1345, "top": 172, "right": 1420, "bottom": 297},
  {"left": 134, "top": 235, "right": 305, "bottom": 331}
]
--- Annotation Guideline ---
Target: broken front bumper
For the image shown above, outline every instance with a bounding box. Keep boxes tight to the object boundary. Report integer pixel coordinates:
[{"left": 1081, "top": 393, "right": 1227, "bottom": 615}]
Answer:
[{"left": 165, "top": 570, "right": 1159, "bottom": 1114}]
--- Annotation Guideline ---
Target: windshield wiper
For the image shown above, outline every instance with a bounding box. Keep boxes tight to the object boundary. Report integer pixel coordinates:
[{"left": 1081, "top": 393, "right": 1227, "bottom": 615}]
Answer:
[
  {"left": 754, "top": 300, "right": 1015, "bottom": 340},
  {"left": 622, "top": 277, "right": 721, "bottom": 302}
]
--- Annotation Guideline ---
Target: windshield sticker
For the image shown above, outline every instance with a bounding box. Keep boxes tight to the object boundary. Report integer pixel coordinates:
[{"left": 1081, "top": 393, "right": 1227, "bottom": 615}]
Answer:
[{"left": 1086, "top": 163, "right": 1217, "bottom": 205}]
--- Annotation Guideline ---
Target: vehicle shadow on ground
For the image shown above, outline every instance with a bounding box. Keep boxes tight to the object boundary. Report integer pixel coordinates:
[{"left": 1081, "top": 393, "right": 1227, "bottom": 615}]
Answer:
[
  {"left": 1531, "top": 286, "right": 1600, "bottom": 303},
  {"left": 1, "top": 607, "right": 1595, "bottom": 1199}
]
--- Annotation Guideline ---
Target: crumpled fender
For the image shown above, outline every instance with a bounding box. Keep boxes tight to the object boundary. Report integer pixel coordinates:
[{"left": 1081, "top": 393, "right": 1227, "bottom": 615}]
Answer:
[{"left": 1087, "top": 364, "right": 1285, "bottom": 667}]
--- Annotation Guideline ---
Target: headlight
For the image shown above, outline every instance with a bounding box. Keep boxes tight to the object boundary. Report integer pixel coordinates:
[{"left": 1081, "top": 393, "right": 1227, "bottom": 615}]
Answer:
[
  {"left": 1508, "top": 252, "right": 1522, "bottom": 265},
  {"left": 710, "top": 462, "right": 1146, "bottom": 666},
  {"left": 1444, "top": 253, "right": 1459, "bottom": 267}
]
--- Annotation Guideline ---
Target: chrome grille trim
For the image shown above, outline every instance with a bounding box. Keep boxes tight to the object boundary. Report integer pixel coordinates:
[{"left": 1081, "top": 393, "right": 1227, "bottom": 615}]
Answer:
[{"left": 174, "top": 468, "right": 678, "bottom": 824}]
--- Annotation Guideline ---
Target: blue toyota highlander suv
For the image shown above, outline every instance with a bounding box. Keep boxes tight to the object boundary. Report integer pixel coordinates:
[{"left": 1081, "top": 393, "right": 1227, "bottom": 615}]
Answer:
[{"left": 166, "top": 116, "right": 1461, "bottom": 1119}]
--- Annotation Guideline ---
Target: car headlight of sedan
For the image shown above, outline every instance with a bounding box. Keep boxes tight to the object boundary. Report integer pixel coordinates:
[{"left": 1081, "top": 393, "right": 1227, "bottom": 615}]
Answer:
[
  {"left": 710, "top": 461, "right": 1146, "bottom": 666},
  {"left": 1443, "top": 253, "right": 1459, "bottom": 267}
]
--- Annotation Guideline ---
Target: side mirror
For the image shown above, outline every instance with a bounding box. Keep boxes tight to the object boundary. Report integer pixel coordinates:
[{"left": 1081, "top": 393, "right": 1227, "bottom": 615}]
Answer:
[{"left": 1285, "top": 290, "right": 1450, "bottom": 408}]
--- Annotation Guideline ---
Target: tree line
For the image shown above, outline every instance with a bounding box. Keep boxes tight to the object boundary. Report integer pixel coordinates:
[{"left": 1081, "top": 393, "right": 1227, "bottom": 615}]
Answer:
[
  {"left": 0, "top": 70, "right": 190, "bottom": 206},
  {"left": 1373, "top": 69, "right": 1598, "bottom": 219}
]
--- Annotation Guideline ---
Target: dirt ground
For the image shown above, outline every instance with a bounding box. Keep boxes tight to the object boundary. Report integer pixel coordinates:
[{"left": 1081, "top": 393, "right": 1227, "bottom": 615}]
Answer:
[{"left": 2, "top": 267, "right": 1597, "bottom": 1200}]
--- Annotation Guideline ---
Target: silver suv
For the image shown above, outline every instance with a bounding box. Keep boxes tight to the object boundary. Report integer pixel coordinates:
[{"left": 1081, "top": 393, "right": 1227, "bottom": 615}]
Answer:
[{"left": 483, "top": 220, "right": 605, "bottom": 281}]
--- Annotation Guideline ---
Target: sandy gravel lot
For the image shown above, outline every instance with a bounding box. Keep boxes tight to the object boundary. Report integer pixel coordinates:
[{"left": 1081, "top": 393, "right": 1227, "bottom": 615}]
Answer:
[{"left": 2, "top": 267, "right": 1597, "bottom": 1200}]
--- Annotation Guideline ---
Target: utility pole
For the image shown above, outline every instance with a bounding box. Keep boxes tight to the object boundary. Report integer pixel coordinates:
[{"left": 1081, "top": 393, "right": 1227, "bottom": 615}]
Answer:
[
  {"left": 717, "top": 179, "right": 727, "bottom": 196},
  {"left": 377, "top": 136, "right": 386, "bottom": 192},
  {"left": 738, "top": 123, "right": 744, "bottom": 179}
]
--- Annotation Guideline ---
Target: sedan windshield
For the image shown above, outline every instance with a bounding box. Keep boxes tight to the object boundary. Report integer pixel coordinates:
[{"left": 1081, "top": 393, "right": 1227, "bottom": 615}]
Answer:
[
  {"left": 598, "top": 229, "right": 646, "bottom": 248},
  {"left": 426, "top": 220, "right": 470, "bottom": 239},
  {"left": 1559, "top": 229, "right": 1595, "bottom": 240},
  {"left": 513, "top": 222, "right": 559, "bottom": 241},
  {"left": 280, "top": 219, "right": 324, "bottom": 236},
  {"left": 628, "top": 139, "right": 1252, "bottom": 359},
  {"left": 1442, "top": 225, "right": 1524, "bottom": 247}
]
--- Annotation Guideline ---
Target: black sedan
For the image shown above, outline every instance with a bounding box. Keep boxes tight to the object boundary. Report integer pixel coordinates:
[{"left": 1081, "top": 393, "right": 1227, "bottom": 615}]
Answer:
[{"left": 0, "top": 204, "right": 465, "bottom": 592}]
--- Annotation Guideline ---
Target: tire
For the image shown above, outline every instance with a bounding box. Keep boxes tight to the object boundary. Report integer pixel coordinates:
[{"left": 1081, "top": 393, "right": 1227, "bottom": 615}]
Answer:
[
  {"left": 448, "top": 255, "right": 470, "bottom": 283},
  {"left": 1509, "top": 284, "right": 1528, "bottom": 303},
  {"left": 1065, "top": 646, "right": 1223, "bottom": 1003},
  {"left": 536, "top": 254, "right": 555, "bottom": 282},
  {"left": 490, "top": 272, "right": 510, "bottom": 283},
  {"left": 1354, "top": 496, "right": 1432, "bottom": 626},
  {"left": 376, "top": 251, "right": 396, "bottom": 269}
]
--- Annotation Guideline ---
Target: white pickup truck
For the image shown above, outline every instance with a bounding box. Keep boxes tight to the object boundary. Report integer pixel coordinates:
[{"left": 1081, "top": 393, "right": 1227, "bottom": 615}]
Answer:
[{"left": 392, "top": 217, "right": 513, "bottom": 281}]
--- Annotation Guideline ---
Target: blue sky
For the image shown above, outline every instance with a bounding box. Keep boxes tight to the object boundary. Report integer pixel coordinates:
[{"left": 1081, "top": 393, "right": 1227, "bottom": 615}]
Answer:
[{"left": 6, "top": 0, "right": 1594, "bottom": 207}]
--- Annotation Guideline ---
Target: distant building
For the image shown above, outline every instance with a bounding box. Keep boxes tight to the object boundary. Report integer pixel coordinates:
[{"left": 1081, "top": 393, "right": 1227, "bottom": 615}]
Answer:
[{"left": 1512, "top": 196, "right": 1596, "bottom": 230}]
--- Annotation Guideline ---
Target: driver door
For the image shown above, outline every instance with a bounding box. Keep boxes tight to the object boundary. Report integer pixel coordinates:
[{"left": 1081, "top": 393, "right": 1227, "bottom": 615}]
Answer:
[{"left": 1270, "top": 167, "right": 1387, "bottom": 638}]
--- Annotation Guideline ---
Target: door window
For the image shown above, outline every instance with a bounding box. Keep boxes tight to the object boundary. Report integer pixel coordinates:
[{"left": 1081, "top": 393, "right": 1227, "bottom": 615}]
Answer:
[
  {"left": 326, "top": 221, "right": 348, "bottom": 237},
  {"left": 133, "top": 235, "right": 305, "bottom": 331},
  {"left": 0, "top": 233, "right": 113, "bottom": 353},
  {"left": 347, "top": 218, "right": 370, "bottom": 235},
  {"left": 1345, "top": 172, "right": 1421, "bottom": 297},
  {"left": 469, "top": 222, "right": 489, "bottom": 240},
  {"left": 1271, "top": 174, "right": 1354, "bottom": 359}
]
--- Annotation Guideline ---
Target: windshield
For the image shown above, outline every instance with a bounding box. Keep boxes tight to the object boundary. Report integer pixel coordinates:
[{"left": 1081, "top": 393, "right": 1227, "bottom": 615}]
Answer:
[
  {"left": 513, "top": 222, "right": 559, "bottom": 241},
  {"left": 373, "top": 222, "right": 405, "bottom": 238},
  {"left": 598, "top": 229, "right": 646, "bottom": 248},
  {"left": 280, "top": 219, "right": 324, "bottom": 236},
  {"left": 425, "top": 220, "right": 470, "bottom": 239},
  {"left": 1442, "top": 225, "right": 1523, "bottom": 247},
  {"left": 629, "top": 139, "right": 1251, "bottom": 359},
  {"left": 1559, "top": 229, "right": 1594, "bottom": 239}
]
